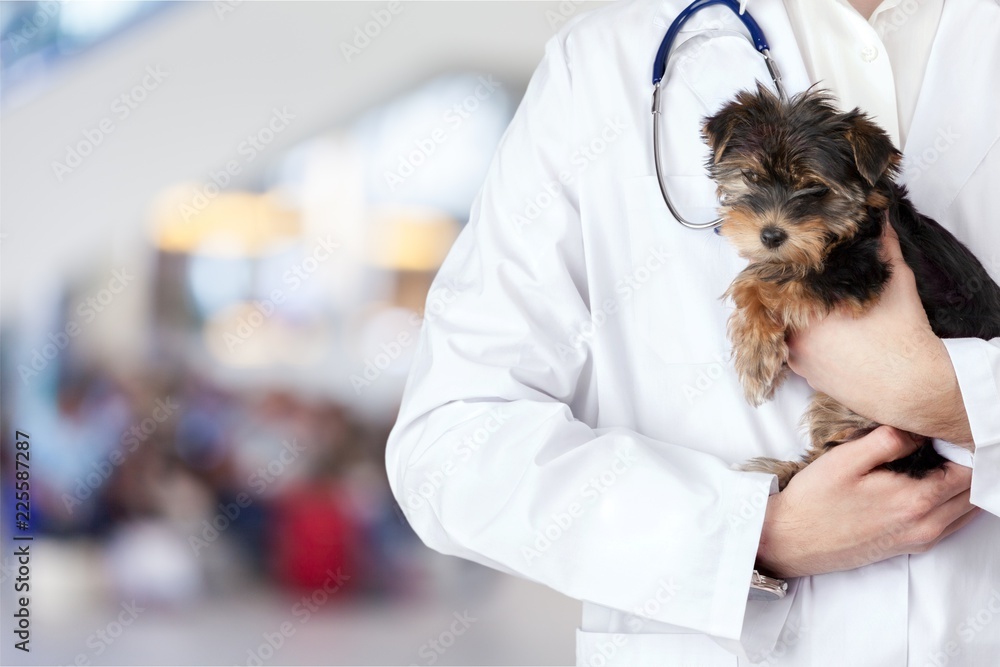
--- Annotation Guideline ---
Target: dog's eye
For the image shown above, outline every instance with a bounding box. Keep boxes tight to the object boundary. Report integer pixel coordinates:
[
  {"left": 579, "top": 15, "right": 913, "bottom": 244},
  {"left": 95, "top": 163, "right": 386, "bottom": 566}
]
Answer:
[{"left": 741, "top": 170, "right": 762, "bottom": 184}]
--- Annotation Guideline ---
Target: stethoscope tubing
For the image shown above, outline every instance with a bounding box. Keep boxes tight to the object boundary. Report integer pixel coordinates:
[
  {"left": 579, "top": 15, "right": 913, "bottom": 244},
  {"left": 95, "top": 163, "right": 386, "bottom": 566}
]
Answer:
[{"left": 652, "top": 0, "right": 787, "bottom": 229}]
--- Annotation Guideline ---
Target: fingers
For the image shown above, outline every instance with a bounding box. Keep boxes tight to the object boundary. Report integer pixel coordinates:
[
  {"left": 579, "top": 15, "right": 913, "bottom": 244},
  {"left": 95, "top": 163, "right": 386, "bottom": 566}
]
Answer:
[
  {"left": 906, "top": 494, "right": 980, "bottom": 553},
  {"left": 881, "top": 218, "right": 900, "bottom": 242},
  {"left": 882, "top": 220, "right": 905, "bottom": 258},
  {"left": 931, "top": 461, "right": 974, "bottom": 500},
  {"left": 845, "top": 425, "right": 920, "bottom": 474},
  {"left": 893, "top": 465, "right": 975, "bottom": 552},
  {"left": 880, "top": 223, "right": 922, "bottom": 298},
  {"left": 922, "top": 488, "right": 975, "bottom": 534},
  {"left": 785, "top": 330, "right": 813, "bottom": 376},
  {"left": 880, "top": 220, "right": 904, "bottom": 263},
  {"left": 933, "top": 506, "right": 982, "bottom": 545}
]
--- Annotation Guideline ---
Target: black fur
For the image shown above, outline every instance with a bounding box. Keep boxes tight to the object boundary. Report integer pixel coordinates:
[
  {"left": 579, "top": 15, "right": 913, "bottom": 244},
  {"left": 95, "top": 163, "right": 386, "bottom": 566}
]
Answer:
[
  {"left": 705, "top": 87, "right": 1000, "bottom": 479},
  {"left": 820, "top": 186, "right": 1000, "bottom": 477},
  {"left": 889, "top": 185, "right": 1000, "bottom": 340},
  {"left": 804, "top": 207, "right": 891, "bottom": 308}
]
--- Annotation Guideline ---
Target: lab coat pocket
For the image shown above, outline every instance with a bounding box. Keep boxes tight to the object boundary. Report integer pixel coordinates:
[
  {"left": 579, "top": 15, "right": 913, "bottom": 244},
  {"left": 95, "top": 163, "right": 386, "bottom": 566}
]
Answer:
[
  {"left": 576, "top": 629, "right": 738, "bottom": 666},
  {"left": 622, "top": 174, "right": 743, "bottom": 366}
]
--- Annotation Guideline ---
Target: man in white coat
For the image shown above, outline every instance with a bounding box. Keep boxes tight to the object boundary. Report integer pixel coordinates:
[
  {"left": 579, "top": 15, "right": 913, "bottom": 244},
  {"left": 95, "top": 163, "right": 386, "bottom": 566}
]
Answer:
[{"left": 386, "top": 0, "right": 1000, "bottom": 664}]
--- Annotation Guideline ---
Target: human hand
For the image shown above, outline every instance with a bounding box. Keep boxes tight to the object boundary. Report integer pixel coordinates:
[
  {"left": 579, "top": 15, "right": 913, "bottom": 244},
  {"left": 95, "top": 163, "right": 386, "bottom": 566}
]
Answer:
[
  {"left": 786, "top": 224, "right": 972, "bottom": 445},
  {"left": 755, "top": 426, "right": 979, "bottom": 579}
]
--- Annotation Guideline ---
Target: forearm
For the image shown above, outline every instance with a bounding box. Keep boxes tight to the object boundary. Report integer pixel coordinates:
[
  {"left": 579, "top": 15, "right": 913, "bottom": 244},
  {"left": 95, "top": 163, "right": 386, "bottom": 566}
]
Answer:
[
  {"left": 786, "top": 229, "right": 978, "bottom": 444},
  {"left": 880, "top": 335, "right": 973, "bottom": 444},
  {"left": 390, "top": 395, "right": 776, "bottom": 639}
]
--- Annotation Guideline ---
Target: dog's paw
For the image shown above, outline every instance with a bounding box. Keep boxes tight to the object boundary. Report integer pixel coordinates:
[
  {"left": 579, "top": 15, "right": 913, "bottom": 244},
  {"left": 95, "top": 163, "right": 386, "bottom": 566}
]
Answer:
[
  {"left": 733, "top": 336, "right": 789, "bottom": 407},
  {"left": 741, "top": 456, "right": 805, "bottom": 490},
  {"left": 744, "top": 368, "right": 789, "bottom": 407},
  {"left": 805, "top": 394, "right": 878, "bottom": 449}
]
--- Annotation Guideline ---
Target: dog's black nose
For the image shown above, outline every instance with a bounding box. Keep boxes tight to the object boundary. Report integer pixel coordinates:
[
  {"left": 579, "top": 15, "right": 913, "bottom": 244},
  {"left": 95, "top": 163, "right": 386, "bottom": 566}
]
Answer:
[{"left": 760, "top": 227, "right": 788, "bottom": 249}]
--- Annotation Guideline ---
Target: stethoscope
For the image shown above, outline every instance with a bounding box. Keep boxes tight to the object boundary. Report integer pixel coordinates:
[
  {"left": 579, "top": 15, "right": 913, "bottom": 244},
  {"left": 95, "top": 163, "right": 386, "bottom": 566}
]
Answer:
[{"left": 652, "top": 0, "right": 788, "bottom": 229}]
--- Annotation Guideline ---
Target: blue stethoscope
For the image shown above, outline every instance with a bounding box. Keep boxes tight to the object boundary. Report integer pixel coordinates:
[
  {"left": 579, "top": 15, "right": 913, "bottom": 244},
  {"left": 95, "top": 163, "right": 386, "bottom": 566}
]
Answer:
[{"left": 652, "top": 0, "right": 788, "bottom": 229}]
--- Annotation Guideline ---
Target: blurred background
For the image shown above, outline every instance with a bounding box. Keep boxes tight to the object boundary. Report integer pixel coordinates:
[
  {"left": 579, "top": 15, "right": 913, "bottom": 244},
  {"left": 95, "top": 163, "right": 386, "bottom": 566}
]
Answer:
[{"left": 0, "top": 2, "right": 609, "bottom": 664}]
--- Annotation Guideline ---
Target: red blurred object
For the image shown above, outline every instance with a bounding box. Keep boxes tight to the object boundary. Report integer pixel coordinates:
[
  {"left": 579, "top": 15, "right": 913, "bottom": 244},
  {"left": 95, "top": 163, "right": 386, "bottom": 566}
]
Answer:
[{"left": 269, "top": 484, "right": 363, "bottom": 593}]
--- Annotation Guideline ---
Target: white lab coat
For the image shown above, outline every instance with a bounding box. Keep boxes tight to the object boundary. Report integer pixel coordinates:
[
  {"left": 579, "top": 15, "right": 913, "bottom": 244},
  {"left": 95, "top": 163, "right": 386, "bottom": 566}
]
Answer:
[{"left": 385, "top": 0, "right": 1000, "bottom": 664}]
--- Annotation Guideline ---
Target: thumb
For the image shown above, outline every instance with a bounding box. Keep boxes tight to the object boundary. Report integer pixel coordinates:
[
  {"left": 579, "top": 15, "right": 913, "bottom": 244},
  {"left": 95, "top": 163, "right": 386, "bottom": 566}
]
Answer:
[
  {"left": 880, "top": 216, "right": 904, "bottom": 264},
  {"left": 845, "top": 425, "right": 920, "bottom": 473}
]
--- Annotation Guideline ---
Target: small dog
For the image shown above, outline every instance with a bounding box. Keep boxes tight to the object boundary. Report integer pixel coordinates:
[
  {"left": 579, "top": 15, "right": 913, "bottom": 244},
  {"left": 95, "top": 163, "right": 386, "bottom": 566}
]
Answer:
[{"left": 701, "top": 85, "right": 1000, "bottom": 489}]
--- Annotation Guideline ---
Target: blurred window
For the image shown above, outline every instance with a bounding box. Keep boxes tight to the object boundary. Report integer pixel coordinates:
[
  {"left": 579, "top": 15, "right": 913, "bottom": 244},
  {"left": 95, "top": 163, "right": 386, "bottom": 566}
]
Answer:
[
  {"left": 352, "top": 73, "right": 513, "bottom": 221},
  {"left": 0, "top": 0, "right": 169, "bottom": 104}
]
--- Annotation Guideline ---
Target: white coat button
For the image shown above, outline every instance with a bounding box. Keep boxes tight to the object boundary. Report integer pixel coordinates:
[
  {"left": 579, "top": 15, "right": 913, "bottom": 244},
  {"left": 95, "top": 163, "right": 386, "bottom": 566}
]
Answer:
[{"left": 861, "top": 45, "right": 879, "bottom": 62}]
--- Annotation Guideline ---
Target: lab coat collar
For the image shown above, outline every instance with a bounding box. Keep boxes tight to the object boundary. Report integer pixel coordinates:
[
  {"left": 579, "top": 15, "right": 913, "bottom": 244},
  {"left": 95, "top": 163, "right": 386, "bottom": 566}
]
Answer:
[{"left": 651, "top": 0, "right": 811, "bottom": 98}]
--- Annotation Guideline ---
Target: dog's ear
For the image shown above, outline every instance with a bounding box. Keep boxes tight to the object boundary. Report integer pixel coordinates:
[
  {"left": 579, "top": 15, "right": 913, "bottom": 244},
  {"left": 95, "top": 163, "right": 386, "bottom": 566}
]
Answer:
[
  {"left": 703, "top": 85, "right": 779, "bottom": 165},
  {"left": 702, "top": 105, "right": 740, "bottom": 165},
  {"left": 844, "top": 112, "right": 901, "bottom": 186}
]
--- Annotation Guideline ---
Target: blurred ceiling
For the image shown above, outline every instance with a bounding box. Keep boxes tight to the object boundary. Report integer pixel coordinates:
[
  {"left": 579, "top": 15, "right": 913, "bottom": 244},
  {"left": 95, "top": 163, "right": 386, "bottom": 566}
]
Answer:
[{"left": 0, "top": 1, "right": 608, "bottom": 319}]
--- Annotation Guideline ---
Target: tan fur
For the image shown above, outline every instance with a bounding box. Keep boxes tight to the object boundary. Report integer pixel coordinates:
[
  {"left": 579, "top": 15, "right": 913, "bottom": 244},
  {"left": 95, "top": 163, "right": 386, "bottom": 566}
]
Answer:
[
  {"left": 743, "top": 456, "right": 812, "bottom": 491},
  {"left": 742, "top": 393, "right": 879, "bottom": 490},
  {"left": 805, "top": 392, "right": 879, "bottom": 448},
  {"left": 724, "top": 268, "right": 830, "bottom": 405},
  {"left": 705, "top": 86, "right": 908, "bottom": 486},
  {"left": 741, "top": 393, "right": 881, "bottom": 490}
]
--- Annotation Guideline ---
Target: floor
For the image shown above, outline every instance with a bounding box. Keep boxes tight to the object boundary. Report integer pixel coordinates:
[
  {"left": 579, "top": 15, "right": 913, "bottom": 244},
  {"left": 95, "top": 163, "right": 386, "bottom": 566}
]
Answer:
[{"left": 0, "top": 537, "right": 581, "bottom": 666}]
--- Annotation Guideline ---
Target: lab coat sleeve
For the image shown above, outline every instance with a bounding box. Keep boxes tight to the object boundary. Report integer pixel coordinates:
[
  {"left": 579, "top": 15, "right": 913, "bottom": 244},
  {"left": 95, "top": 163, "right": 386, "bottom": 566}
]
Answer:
[
  {"left": 385, "top": 31, "right": 778, "bottom": 644},
  {"left": 942, "top": 337, "right": 1000, "bottom": 516}
]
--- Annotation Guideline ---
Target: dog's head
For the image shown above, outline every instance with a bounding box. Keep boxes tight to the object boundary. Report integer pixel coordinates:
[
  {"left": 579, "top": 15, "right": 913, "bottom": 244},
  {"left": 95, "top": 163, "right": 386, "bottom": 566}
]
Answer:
[{"left": 702, "top": 84, "right": 900, "bottom": 269}]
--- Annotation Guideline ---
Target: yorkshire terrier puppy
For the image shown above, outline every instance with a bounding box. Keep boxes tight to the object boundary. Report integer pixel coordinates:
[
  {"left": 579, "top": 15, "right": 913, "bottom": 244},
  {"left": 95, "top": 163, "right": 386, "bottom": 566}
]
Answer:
[{"left": 702, "top": 85, "right": 1000, "bottom": 489}]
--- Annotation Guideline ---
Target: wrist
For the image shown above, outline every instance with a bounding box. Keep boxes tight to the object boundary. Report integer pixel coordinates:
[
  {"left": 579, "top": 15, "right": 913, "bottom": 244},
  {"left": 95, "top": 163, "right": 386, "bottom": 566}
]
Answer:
[{"left": 756, "top": 493, "right": 796, "bottom": 579}]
